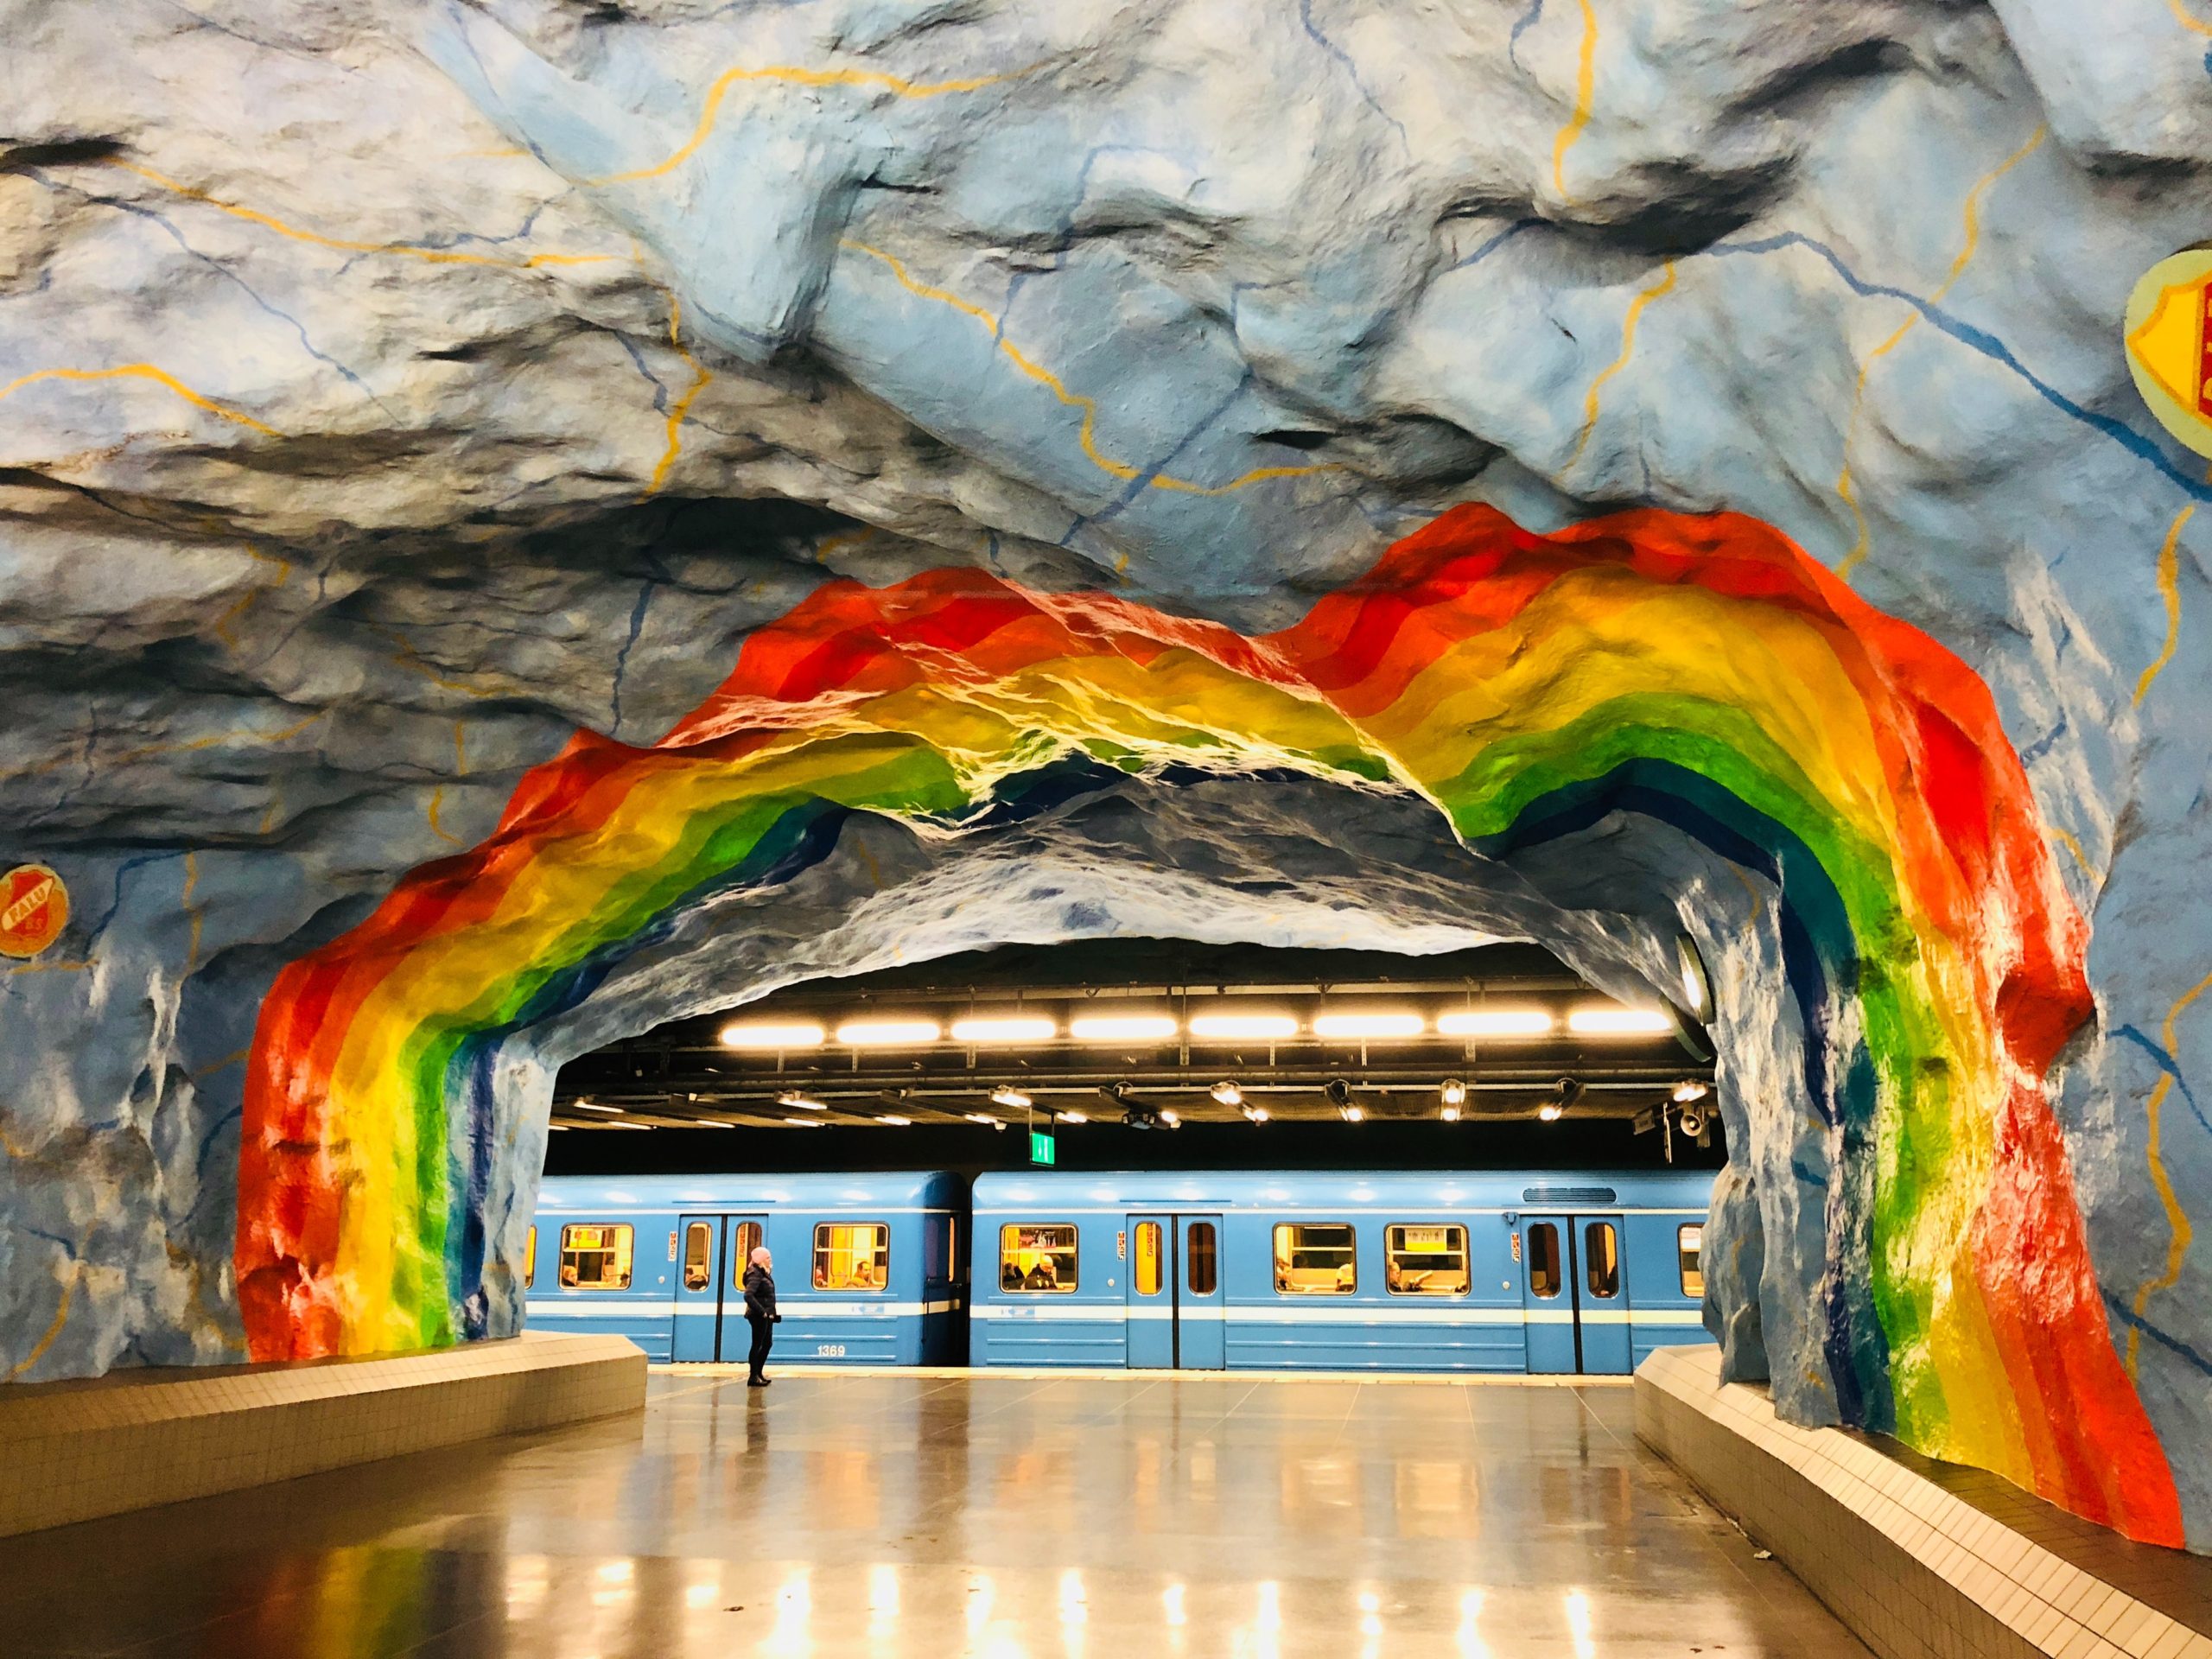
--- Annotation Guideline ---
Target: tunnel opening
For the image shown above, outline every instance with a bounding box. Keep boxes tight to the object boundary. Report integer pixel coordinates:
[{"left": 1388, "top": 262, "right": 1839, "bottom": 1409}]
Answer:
[{"left": 231, "top": 500, "right": 2183, "bottom": 1548}]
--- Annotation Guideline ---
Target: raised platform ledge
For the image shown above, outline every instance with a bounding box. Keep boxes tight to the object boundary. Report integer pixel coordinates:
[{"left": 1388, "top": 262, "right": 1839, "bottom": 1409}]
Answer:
[
  {"left": 1636, "top": 1345, "right": 2212, "bottom": 1659},
  {"left": 0, "top": 1331, "right": 645, "bottom": 1537}
]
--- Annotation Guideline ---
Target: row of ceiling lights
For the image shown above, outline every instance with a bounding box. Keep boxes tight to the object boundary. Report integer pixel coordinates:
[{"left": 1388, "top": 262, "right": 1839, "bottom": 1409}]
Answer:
[
  {"left": 715, "top": 1002, "right": 1675, "bottom": 1050},
  {"left": 560, "top": 1077, "right": 1712, "bottom": 1131}
]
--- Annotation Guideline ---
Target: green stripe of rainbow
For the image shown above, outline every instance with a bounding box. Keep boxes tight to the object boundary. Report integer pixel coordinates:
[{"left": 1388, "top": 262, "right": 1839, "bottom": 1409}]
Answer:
[{"left": 236, "top": 504, "right": 2182, "bottom": 1544}]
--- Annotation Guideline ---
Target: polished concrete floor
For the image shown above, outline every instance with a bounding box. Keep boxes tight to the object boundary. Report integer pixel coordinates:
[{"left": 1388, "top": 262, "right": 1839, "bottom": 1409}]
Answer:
[{"left": 6, "top": 1370, "right": 1870, "bottom": 1658}]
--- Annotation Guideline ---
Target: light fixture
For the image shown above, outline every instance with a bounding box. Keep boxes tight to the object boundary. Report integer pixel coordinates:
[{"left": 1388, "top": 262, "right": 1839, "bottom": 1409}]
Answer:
[
  {"left": 1440, "top": 1104, "right": 1462, "bottom": 1122},
  {"left": 989, "top": 1085, "right": 1034, "bottom": 1109},
  {"left": 1440, "top": 1078, "right": 1468, "bottom": 1107},
  {"left": 1188, "top": 1012, "right": 1299, "bottom": 1040},
  {"left": 1158, "top": 1109, "right": 1181, "bottom": 1128},
  {"left": 1313, "top": 1010, "right": 1425, "bottom": 1039},
  {"left": 1339, "top": 1105, "right": 1365, "bottom": 1123},
  {"left": 1567, "top": 1005, "right": 1673, "bottom": 1036},
  {"left": 1069, "top": 1013, "right": 1178, "bottom": 1041},
  {"left": 1056, "top": 1110, "right": 1088, "bottom": 1124},
  {"left": 953, "top": 1015, "right": 1056, "bottom": 1045},
  {"left": 1537, "top": 1103, "right": 1564, "bottom": 1122},
  {"left": 719, "top": 1020, "right": 825, "bottom": 1049},
  {"left": 1539, "top": 1076, "right": 1584, "bottom": 1122},
  {"left": 569, "top": 1101, "right": 622, "bottom": 1114},
  {"left": 965, "top": 1112, "right": 998, "bottom": 1125},
  {"left": 835, "top": 1017, "right": 943, "bottom": 1046},
  {"left": 1672, "top": 1079, "right": 1710, "bottom": 1103},
  {"left": 690, "top": 1119, "right": 735, "bottom": 1128},
  {"left": 548, "top": 1124, "right": 570, "bottom": 1132},
  {"left": 1211, "top": 1080, "right": 1244, "bottom": 1106},
  {"left": 878, "top": 1115, "right": 912, "bottom": 1127},
  {"left": 784, "top": 1116, "right": 822, "bottom": 1128},
  {"left": 604, "top": 1121, "right": 652, "bottom": 1130},
  {"left": 1242, "top": 1103, "right": 1270, "bottom": 1123},
  {"left": 1437, "top": 1008, "right": 1555, "bottom": 1037},
  {"left": 776, "top": 1090, "right": 827, "bottom": 1110}
]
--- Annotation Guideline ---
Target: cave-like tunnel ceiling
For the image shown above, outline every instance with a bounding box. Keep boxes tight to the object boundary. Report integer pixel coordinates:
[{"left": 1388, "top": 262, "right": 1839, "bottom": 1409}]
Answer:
[{"left": 550, "top": 939, "right": 1718, "bottom": 1142}]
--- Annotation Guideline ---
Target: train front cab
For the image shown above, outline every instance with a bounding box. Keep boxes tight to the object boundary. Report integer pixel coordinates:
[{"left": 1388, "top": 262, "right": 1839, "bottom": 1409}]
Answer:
[
  {"left": 971, "top": 1172, "right": 1713, "bottom": 1375},
  {"left": 526, "top": 1172, "right": 969, "bottom": 1364}
]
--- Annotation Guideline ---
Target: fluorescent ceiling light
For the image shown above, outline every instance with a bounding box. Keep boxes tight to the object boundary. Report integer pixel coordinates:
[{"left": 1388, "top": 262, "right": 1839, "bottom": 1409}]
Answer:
[
  {"left": 878, "top": 1115, "right": 912, "bottom": 1126},
  {"left": 1313, "top": 1010, "right": 1425, "bottom": 1039},
  {"left": 690, "top": 1119, "right": 735, "bottom": 1128},
  {"left": 1338, "top": 1104, "right": 1365, "bottom": 1122},
  {"left": 1537, "top": 1103, "right": 1564, "bottom": 1122},
  {"left": 1672, "top": 1079, "right": 1711, "bottom": 1103},
  {"left": 1567, "top": 1006, "right": 1673, "bottom": 1035},
  {"left": 965, "top": 1112, "right": 999, "bottom": 1125},
  {"left": 835, "top": 1018, "right": 942, "bottom": 1046},
  {"left": 776, "top": 1090, "right": 827, "bottom": 1110},
  {"left": 604, "top": 1122, "right": 652, "bottom": 1130},
  {"left": 1069, "top": 1014, "right": 1178, "bottom": 1042},
  {"left": 784, "top": 1117, "right": 822, "bottom": 1128},
  {"left": 952, "top": 1015, "right": 1057, "bottom": 1044},
  {"left": 719, "top": 1020, "right": 825, "bottom": 1049},
  {"left": 1158, "top": 1109, "right": 1181, "bottom": 1128},
  {"left": 1210, "top": 1080, "right": 1243, "bottom": 1106},
  {"left": 1056, "top": 1110, "right": 1087, "bottom": 1124},
  {"left": 1242, "top": 1104, "right": 1269, "bottom": 1123},
  {"left": 989, "top": 1086, "right": 1033, "bottom": 1109},
  {"left": 1188, "top": 1012, "right": 1298, "bottom": 1040},
  {"left": 1437, "top": 1008, "right": 1555, "bottom": 1037},
  {"left": 569, "top": 1101, "right": 621, "bottom": 1114}
]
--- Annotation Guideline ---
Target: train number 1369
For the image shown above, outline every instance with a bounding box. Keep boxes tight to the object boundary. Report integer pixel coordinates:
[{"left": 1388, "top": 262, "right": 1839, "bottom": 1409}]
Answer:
[{"left": 815, "top": 1343, "right": 848, "bottom": 1358}]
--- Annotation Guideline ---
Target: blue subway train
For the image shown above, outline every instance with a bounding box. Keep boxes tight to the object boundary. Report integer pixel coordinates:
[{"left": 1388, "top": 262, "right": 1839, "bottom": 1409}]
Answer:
[
  {"left": 525, "top": 1172, "right": 968, "bottom": 1364},
  {"left": 526, "top": 1167, "right": 1714, "bottom": 1374},
  {"left": 971, "top": 1169, "right": 1714, "bottom": 1374}
]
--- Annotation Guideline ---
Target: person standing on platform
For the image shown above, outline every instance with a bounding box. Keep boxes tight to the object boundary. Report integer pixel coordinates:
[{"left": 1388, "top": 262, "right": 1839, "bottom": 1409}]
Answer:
[{"left": 742, "top": 1245, "right": 779, "bottom": 1388}]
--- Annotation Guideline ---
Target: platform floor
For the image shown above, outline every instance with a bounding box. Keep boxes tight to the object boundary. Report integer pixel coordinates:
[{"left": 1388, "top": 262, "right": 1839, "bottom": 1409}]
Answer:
[{"left": 4, "top": 1369, "right": 1870, "bottom": 1657}]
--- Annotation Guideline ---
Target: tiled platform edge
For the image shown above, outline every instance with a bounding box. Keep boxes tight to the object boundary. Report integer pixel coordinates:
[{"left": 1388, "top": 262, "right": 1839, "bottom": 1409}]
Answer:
[
  {"left": 1637, "top": 1345, "right": 2212, "bottom": 1659},
  {"left": 0, "top": 1331, "right": 645, "bottom": 1537}
]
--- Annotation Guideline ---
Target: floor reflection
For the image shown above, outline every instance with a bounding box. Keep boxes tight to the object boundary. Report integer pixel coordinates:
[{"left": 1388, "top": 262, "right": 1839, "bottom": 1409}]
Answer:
[{"left": 4, "top": 1373, "right": 1869, "bottom": 1657}]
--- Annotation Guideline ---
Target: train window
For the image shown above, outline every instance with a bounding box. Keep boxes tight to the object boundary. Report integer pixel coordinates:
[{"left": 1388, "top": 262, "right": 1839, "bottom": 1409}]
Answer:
[
  {"left": 557, "top": 1224, "right": 632, "bottom": 1290},
  {"left": 815, "top": 1223, "right": 890, "bottom": 1291},
  {"left": 730, "top": 1220, "right": 763, "bottom": 1287},
  {"left": 1274, "top": 1223, "right": 1356, "bottom": 1294},
  {"left": 1001, "top": 1224, "right": 1078, "bottom": 1293},
  {"left": 1186, "top": 1222, "right": 1217, "bottom": 1296},
  {"left": 1678, "top": 1224, "right": 1705, "bottom": 1297},
  {"left": 1527, "top": 1224, "right": 1562, "bottom": 1298},
  {"left": 1384, "top": 1224, "right": 1469, "bottom": 1296},
  {"left": 525, "top": 1226, "right": 536, "bottom": 1289},
  {"left": 1585, "top": 1222, "right": 1620, "bottom": 1299},
  {"left": 1134, "top": 1222, "right": 1164, "bottom": 1295},
  {"left": 682, "top": 1223, "right": 713, "bottom": 1292}
]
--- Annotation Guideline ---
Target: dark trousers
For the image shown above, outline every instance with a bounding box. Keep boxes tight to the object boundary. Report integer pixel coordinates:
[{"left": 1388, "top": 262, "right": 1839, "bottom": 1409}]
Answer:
[{"left": 746, "top": 1313, "right": 773, "bottom": 1379}]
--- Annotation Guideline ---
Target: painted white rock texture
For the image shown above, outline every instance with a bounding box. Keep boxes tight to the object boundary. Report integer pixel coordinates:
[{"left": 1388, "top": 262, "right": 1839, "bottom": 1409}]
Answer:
[{"left": 1, "top": 0, "right": 2209, "bottom": 1548}]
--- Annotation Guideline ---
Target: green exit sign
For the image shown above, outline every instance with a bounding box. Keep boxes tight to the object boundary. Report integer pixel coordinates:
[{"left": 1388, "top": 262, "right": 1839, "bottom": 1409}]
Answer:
[{"left": 1028, "top": 1128, "right": 1057, "bottom": 1166}]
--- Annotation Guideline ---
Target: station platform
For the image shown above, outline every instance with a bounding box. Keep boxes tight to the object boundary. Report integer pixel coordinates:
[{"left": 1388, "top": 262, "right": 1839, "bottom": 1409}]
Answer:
[{"left": 3, "top": 1367, "right": 1866, "bottom": 1657}]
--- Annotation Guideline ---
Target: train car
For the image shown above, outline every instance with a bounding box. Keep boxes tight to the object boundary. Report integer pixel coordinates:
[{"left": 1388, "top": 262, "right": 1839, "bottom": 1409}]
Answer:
[
  {"left": 969, "top": 1169, "right": 1715, "bottom": 1375},
  {"left": 527, "top": 1172, "right": 969, "bottom": 1364}
]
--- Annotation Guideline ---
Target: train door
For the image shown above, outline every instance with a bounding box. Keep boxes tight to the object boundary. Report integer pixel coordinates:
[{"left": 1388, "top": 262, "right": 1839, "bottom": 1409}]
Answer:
[
  {"left": 1517, "top": 1212, "right": 1631, "bottom": 1375},
  {"left": 670, "top": 1214, "right": 766, "bottom": 1363},
  {"left": 672, "top": 1215, "right": 724, "bottom": 1362},
  {"left": 1125, "top": 1214, "right": 1225, "bottom": 1369},
  {"left": 1575, "top": 1215, "right": 1631, "bottom": 1374},
  {"left": 1127, "top": 1215, "right": 1173, "bottom": 1367},
  {"left": 1176, "top": 1215, "right": 1224, "bottom": 1370}
]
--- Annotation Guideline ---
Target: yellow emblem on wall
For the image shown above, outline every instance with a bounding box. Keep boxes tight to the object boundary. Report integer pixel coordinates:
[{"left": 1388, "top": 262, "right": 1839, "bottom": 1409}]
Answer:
[{"left": 2126, "top": 248, "right": 2212, "bottom": 458}]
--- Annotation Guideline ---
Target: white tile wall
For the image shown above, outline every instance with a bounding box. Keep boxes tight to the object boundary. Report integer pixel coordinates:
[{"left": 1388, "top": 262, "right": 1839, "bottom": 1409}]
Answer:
[
  {"left": 0, "top": 1331, "right": 645, "bottom": 1537},
  {"left": 1635, "top": 1347, "right": 2212, "bottom": 1659}
]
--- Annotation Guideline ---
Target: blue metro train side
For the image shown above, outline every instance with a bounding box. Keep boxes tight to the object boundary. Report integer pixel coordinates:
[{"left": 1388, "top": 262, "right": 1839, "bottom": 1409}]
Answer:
[
  {"left": 526, "top": 1167, "right": 1715, "bottom": 1374},
  {"left": 526, "top": 1173, "right": 968, "bottom": 1364},
  {"left": 971, "top": 1169, "right": 1715, "bottom": 1375}
]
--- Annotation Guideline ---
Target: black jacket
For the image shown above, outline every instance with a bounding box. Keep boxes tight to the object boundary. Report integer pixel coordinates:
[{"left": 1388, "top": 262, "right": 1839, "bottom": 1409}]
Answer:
[{"left": 742, "top": 1262, "right": 777, "bottom": 1320}]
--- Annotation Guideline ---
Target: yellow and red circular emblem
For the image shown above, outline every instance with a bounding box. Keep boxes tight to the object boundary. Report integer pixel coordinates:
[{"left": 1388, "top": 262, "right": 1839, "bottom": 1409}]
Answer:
[
  {"left": 2126, "top": 249, "right": 2212, "bottom": 458},
  {"left": 0, "top": 864, "right": 68, "bottom": 959}
]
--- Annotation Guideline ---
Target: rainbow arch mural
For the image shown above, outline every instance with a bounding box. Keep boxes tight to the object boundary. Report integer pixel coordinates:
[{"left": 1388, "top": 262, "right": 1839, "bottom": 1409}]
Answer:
[{"left": 236, "top": 503, "right": 2182, "bottom": 1545}]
